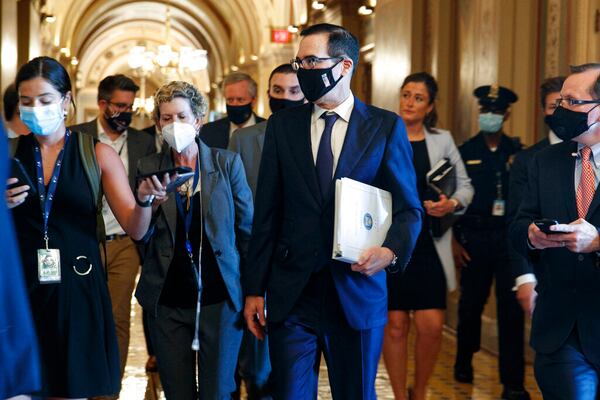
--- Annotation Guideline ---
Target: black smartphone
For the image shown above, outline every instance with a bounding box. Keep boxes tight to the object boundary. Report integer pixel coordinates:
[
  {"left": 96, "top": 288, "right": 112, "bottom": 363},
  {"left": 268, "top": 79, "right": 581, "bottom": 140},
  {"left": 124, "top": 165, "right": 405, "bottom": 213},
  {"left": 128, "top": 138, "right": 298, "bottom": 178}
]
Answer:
[
  {"left": 533, "top": 219, "right": 559, "bottom": 234},
  {"left": 8, "top": 158, "right": 37, "bottom": 196},
  {"left": 137, "top": 166, "right": 195, "bottom": 194}
]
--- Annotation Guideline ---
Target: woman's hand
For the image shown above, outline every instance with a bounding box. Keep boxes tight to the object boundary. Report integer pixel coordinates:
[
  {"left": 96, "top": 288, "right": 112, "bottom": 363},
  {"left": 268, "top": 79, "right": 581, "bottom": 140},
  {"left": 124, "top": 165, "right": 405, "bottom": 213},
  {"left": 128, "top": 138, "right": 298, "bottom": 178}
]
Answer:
[
  {"left": 137, "top": 173, "right": 170, "bottom": 210},
  {"left": 423, "top": 194, "right": 457, "bottom": 217},
  {"left": 6, "top": 178, "right": 30, "bottom": 209}
]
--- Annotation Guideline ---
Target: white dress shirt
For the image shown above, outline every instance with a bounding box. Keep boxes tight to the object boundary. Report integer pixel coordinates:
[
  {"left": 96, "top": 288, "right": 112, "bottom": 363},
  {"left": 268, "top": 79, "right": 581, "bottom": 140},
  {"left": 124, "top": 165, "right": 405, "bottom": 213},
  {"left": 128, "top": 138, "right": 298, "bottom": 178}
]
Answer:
[
  {"left": 310, "top": 93, "right": 355, "bottom": 174},
  {"left": 97, "top": 119, "right": 128, "bottom": 236}
]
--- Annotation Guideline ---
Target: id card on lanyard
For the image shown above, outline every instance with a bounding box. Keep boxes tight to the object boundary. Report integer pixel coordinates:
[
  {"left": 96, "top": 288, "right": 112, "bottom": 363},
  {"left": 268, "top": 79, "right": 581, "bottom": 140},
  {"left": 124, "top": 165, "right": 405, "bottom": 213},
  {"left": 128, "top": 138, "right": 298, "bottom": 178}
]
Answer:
[
  {"left": 34, "top": 130, "right": 70, "bottom": 284},
  {"left": 492, "top": 170, "right": 505, "bottom": 216},
  {"left": 174, "top": 156, "right": 203, "bottom": 351}
]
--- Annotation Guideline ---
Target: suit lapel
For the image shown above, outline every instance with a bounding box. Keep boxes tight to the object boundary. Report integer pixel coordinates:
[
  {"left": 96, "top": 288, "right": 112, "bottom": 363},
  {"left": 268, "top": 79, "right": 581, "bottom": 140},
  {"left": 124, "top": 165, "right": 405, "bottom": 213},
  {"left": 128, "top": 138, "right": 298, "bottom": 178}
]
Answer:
[
  {"left": 158, "top": 150, "right": 177, "bottom": 243},
  {"left": 559, "top": 142, "right": 578, "bottom": 221},
  {"left": 127, "top": 132, "right": 141, "bottom": 190},
  {"left": 288, "top": 105, "right": 322, "bottom": 205},
  {"left": 198, "top": 141, "right": 217, "bottom": 221},
  {"left": 257, "top": 131, "right": 265, "bottom": 153}
]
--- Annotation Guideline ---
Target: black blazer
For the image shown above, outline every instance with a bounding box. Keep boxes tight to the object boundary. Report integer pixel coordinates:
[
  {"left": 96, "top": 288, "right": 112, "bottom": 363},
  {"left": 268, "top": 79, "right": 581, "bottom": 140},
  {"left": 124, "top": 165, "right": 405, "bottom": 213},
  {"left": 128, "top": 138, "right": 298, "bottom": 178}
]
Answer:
[
  {"left": 244, "top": 98, "right": 422, "bottom": 330},
  {"left": 69, "top": 119, "right": 156, "bottom": 190},
  {"left": 510, "top": 141, "right": 600, "bottom": 363},
  {"left": 507, "top": 138, "right": 550, "bottom": 278},
  {"left": 200, "top": 114, "right": 265, "bottom": 149}
]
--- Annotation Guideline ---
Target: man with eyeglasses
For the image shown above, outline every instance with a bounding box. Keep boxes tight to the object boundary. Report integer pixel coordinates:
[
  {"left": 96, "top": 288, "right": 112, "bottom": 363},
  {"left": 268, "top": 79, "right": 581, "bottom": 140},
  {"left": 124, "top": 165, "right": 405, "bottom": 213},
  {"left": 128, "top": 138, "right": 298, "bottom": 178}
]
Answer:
[
  {"left": 510, "top": 63, "right": 600, "bottom": 398},
  {"left": 70, "top": 74, "right": 155, "bottom": 395},
  {"left": 243, "top": 23, "right": 421, "bottom": 399}
]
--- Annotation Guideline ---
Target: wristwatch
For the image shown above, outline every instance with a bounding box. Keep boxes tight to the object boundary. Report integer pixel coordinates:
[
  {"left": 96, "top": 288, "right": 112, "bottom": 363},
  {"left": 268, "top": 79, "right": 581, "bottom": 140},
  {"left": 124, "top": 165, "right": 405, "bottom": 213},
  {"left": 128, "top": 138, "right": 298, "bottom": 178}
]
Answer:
[
  {"left": 136, "top": 194, "right": 154, "bottom": 208},
  {"left": 386, "top": 252, "right": 400, "bottom": 274}
]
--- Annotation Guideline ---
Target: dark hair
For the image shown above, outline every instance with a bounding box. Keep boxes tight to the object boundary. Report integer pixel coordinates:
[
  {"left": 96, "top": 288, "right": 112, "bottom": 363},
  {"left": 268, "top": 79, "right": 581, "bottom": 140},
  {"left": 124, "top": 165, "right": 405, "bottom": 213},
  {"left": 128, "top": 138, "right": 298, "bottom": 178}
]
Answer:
[
  {"left": 400, "top": 72, "right": 439, "bottom": 131},
  {"left": 570, "top": 63, "right": 600, "bottom": 98},
  {"left": 3, "top": 83, "right": 18, "bottom": 121},
  {"left": 300, "top": 23, "right": 359, "bottom": 74},
  {"left": 268, "top": 64, "right": 296, "bottom": 87},
  {"left": 539, "top": 76, "right": 566, "bottom": 108},
  {"left": 16, "top": 56, "right": 72, "bottom": 97},
  {"left": 97, "top": 74, "right": 139, "bottom": 102}
]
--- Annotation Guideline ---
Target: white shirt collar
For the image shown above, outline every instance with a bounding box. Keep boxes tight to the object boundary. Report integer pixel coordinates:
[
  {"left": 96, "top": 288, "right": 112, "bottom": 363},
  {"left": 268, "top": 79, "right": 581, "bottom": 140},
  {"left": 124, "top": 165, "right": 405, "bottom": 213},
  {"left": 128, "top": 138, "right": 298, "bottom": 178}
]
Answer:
[
  {"left": 548, "top": 130, "right": 562, "bottom": 145},
  {"left": 230, "top": 113, "right": 257, "bottom": 134},
  {"left": 312, "top": 93, "right": 355, "bottom": 123}
]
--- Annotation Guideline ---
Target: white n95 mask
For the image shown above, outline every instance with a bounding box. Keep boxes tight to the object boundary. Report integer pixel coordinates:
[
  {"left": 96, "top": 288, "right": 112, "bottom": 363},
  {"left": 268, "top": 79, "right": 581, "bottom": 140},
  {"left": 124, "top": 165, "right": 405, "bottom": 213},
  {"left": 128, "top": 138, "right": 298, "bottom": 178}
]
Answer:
[{"left": 162, "top": 122, "right": 197, "bottom": 153}]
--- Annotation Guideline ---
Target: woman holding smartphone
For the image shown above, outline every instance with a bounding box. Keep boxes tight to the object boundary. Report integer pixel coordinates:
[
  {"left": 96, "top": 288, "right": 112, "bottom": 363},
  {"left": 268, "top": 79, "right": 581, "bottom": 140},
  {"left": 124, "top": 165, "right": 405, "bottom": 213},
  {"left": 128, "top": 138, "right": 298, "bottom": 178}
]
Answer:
[
  {"left": 135, "top": 81, "right": 253, "bottom": 399},
  {"left": 5, "top": 56, "right": 163, "bottom": 399},
  {"left": 383, "top": 72, "right": 474, "bottom": 400}
]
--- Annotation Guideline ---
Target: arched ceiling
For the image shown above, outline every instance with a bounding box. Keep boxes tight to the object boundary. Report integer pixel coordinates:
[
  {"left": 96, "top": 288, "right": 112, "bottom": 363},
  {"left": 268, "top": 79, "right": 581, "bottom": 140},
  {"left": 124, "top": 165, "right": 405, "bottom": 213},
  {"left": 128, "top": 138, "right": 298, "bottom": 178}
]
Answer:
[{"left": 41, "top": 0, "right": 307, "bottom": 93}]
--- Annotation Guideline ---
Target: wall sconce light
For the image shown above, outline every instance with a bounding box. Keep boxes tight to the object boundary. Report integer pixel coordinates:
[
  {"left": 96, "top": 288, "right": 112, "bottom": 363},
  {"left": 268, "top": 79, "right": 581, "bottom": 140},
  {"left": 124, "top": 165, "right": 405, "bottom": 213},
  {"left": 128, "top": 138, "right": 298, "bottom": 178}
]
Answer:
[
  {"left": 311, "top": 1, "right": 326, "bottom": 10},
  {"left": 41, "top": 13, "right": 56, "bottom": 23},
  {"left": 70, "top": 57, "right": 79, "bottom": 66},
  {"left": 287, "top": 24, "right": 299, "bottom": 33},
  {"left": 357, "top": 5, "right": 374, "bottom": 15}
]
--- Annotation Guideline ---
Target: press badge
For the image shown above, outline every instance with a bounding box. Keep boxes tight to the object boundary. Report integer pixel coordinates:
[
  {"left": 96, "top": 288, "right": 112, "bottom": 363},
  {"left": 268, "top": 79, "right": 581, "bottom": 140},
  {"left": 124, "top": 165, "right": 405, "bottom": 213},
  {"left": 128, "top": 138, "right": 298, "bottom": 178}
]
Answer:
[
  {"left": 492, "top": 199, "right": 505, "bottom": 216},
  {"left": 38, "top": 248, "right": 61, "bottom": 283}
]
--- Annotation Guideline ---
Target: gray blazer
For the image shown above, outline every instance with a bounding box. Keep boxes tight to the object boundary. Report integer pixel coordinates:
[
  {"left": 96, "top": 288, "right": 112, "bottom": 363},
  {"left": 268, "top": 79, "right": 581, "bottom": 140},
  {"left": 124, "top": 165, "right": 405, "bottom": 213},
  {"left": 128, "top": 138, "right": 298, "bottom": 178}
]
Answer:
[
  {"left": 69, "top": 118, "right": 156, "bottom": 190},
  {"left": 423, "top": 128, "right": 474, "bottom": 291},
  {"left": 228, "top": 120, "right": 267, "bottom": 198},
  {"left": 135, "top": 140, "right": 254, "bottom": 315}
]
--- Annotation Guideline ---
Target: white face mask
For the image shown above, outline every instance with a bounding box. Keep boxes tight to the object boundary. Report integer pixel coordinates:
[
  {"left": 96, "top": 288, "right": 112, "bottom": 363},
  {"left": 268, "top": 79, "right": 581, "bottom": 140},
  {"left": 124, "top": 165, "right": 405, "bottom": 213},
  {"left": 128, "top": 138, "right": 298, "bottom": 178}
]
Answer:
[
  {"left": 161, "top": 121, "right": 197, "bottom": 153},
  {"left": 19, "top": 102, "right": 65, "bottom": 136}
]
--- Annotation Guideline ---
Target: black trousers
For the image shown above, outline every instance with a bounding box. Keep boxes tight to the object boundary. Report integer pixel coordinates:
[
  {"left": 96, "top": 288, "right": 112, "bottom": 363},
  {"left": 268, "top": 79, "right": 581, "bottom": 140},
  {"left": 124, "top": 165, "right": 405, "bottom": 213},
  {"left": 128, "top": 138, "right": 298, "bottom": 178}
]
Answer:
[{"left": 455, "top": 226, "right": 525, "bottom": 387}]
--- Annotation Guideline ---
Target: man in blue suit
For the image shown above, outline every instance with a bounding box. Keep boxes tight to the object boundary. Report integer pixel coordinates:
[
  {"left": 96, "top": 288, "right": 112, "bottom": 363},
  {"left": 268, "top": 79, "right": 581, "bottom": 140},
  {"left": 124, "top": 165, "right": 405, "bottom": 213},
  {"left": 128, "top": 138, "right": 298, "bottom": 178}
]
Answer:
[
  {"left": 243, "top": 23, "right": 422, "bottom": 399},
  {"left": 1, "top": 121, "right": 41, "bottom": 398},
  {"left": 510, "top": 63, "right": 600, "bottom": 398}
]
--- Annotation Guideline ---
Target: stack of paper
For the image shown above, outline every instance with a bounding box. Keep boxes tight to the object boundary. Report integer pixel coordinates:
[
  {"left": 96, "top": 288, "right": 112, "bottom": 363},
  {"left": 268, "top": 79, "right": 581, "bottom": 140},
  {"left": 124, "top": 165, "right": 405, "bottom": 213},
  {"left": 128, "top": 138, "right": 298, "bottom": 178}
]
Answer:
[{"left": 332, "top": 178, "right": 392, "bottom": 264}]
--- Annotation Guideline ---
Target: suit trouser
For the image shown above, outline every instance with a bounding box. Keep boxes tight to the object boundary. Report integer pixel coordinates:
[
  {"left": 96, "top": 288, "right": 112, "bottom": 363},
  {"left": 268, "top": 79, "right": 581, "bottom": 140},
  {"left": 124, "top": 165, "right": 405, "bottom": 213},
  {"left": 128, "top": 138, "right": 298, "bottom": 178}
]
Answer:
[
  {"left": 238, "top": 328, "right": 271, "bottom": 387},
  {"left": 268, "top": 268, "right": 384, "bottom": 400},
  {"left": 455, "top": 226, "right": 525, "bottom": 387},
  {"left": 103, "top": 236, "right": 141, "bottom": 380},
  {"left": 535, "top": 325, "right": 600, "bottom": 399},
  {"left": 148, "top": 301, "right": 243, "bottom": 400}
]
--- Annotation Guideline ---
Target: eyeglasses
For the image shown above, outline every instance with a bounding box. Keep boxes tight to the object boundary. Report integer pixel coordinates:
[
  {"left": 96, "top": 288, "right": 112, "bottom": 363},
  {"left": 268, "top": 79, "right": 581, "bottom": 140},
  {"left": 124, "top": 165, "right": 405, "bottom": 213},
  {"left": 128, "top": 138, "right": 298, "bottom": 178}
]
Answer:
[
  {"left": 290, "top": 56, "right": 344, "bottom": 71},
  {"left": 107, "top": 101, "right": 134, "bottom": 112},
  {"left": 554, "top": 98, "right": 600, "bottom": 108}
]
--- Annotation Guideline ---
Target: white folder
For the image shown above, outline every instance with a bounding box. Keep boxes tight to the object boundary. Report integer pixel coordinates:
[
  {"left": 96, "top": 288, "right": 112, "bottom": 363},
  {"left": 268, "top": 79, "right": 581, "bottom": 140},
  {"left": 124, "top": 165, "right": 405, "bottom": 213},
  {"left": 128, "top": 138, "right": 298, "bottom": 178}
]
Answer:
[{"left": 332, "top": 177, "right": 392, "bottom": 264}]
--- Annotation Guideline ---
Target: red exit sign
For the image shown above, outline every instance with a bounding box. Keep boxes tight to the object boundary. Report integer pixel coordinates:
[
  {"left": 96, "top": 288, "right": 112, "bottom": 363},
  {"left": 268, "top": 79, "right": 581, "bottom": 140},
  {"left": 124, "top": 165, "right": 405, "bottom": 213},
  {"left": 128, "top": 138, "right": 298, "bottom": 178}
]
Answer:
[{"left": 271, "top": 29, "right": 292, "bottom": 44}]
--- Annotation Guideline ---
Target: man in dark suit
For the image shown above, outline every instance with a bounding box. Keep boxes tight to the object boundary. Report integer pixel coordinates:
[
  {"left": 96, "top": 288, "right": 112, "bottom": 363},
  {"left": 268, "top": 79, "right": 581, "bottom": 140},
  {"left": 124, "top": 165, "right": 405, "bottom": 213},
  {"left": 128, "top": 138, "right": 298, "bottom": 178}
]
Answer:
[
  {"left": 70, "top": 74, "right": 156, "bottom": 390},
  {"left": 243, "top": 23, "right": 422, "bottom": 399},
  {"left": 510, "top": 63, "right": 600, "bottom": 398},
  {"left": 507, "top": 76, "right": 565, "bottom": 317},
  {"left": 200, "top": 72, "right": 265, "bottom": 149},
  {"left": 228, "top": 63, "right": 304, "bottom": 400}
]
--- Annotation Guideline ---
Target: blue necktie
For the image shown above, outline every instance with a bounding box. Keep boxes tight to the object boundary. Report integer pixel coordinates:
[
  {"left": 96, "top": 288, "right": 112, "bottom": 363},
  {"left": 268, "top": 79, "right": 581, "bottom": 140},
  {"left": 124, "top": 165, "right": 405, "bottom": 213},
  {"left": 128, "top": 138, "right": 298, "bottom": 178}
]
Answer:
[{"left": 316, "top": 112, "right": 339, "bottom": 197}]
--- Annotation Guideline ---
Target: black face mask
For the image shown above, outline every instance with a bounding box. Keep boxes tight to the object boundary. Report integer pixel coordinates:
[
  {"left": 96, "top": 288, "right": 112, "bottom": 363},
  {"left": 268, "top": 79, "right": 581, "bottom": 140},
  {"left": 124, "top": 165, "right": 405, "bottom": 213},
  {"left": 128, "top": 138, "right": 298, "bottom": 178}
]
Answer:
[
  {"left": 296, "top": 60, "right": 344, "bottom": 103},
  {"left": 226, "top": 103, "right": 253, "bottom": 125},
  {"left": 544, "top": 105, "right": 600, "bottom": 142},
  {"left": 269, "top": 97, "right": 305, "bottom": 113},
  {"left": 105, "top": 111, "right": 132, "bottom": 133}
]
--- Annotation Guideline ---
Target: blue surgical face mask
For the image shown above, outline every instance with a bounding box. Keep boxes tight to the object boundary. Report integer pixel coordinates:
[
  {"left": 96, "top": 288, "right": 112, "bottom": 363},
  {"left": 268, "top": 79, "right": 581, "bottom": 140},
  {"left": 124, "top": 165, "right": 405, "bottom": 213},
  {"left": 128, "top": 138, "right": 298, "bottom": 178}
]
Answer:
[
  {"left": 19, "top": 101, "right": 65, "bottom": 136},
  {"left": 478, "top": 112, "right": 504, "bottom": 133}
]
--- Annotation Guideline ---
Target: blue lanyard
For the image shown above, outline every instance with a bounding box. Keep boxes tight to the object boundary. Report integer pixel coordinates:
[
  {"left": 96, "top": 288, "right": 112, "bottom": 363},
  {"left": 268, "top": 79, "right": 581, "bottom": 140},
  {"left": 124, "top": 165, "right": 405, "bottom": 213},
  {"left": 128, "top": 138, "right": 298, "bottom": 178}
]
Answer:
[
  {"left": 173, "top": 156, "right": 203, "bottom": 351},
  {"left": 33, "top": 130, "right": 71, "bottom": 248}
]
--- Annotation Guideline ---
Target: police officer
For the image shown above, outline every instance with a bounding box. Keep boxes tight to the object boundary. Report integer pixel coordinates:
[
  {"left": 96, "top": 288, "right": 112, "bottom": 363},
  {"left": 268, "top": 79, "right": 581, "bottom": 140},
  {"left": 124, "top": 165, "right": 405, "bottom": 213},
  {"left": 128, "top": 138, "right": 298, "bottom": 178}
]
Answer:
[{"left": 453, "top": 85, "right": 530, "bottom": 400}]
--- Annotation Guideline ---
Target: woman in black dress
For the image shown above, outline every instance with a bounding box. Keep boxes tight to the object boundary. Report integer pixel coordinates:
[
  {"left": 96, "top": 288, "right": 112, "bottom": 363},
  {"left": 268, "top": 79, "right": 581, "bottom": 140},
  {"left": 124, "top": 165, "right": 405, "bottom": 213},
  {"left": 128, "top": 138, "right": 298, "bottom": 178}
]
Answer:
[
  {"left": 5, "top": 56, "right": 164, "bottom": 399},
  {"left": 382, "top": 72, "right": 473, "bottom": 400}
]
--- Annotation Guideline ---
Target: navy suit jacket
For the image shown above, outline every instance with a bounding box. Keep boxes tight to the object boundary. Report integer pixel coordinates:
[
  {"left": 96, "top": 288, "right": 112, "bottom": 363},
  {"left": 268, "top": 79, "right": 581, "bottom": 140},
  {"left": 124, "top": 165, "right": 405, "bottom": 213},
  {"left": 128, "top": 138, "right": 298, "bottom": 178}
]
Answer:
[
  {"left": 200, "top": 114, "right": 265, "bottom": 149},
  {"left": 0, "top": 125, "right": 41, "bottom": 397},
  {"left": 244, "top": 98, "right": 422, "bottom": 330},
  {"left": 510, "top": 141, "right": 600, "bottom": 363}
]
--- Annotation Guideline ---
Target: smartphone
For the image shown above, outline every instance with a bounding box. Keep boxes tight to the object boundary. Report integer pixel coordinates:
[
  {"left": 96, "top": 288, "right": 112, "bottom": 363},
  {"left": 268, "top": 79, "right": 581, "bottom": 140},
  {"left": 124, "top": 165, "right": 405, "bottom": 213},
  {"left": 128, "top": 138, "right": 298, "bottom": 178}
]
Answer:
[
  {"left": 8, "top": 158, "right": 37, "bottom": 196},
  {"left": 137, "top": 166, "right": 195, "bottom": 194},
  {"left": 533, "top": 219, "right": 559, "bottom": 234}
]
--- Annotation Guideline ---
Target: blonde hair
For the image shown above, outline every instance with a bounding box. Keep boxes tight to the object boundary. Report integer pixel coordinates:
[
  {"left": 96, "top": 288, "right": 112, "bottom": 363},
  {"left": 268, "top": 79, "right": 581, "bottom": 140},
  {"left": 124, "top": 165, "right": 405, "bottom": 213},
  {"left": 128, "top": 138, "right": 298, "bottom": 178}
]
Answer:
[{"left": 153, "top": 81, "right": 208, "bottom": 122}]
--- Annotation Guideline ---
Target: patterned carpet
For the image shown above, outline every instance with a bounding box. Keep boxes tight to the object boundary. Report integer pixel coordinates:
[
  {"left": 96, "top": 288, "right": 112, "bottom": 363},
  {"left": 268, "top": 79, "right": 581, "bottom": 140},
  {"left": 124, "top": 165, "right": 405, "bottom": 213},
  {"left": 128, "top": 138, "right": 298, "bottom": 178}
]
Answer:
[{"left": 121, "top": 303, "right": 542, "bottom": 399}]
